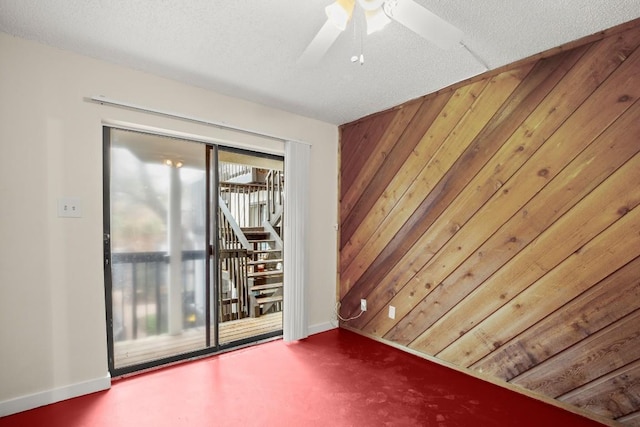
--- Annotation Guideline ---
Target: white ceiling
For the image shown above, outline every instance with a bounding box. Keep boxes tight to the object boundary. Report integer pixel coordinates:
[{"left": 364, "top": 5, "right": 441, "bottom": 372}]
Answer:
[{"left": 1, "top": 0, "right": 639, "bottom": 125}]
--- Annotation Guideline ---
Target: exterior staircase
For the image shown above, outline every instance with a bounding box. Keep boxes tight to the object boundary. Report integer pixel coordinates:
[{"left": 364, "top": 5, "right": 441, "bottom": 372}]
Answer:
[
  {"left": 244, "top": 226, "right": 283, "bottom": 317},
  {"left": 217, "top": 163, "right": 284, "bottom": 321}
]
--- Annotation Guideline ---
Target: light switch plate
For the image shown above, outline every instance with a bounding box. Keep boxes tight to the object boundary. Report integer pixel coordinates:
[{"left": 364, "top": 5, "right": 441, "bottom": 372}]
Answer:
[{"left": 58, "top": 197, "right": 82, "bottom": 218}]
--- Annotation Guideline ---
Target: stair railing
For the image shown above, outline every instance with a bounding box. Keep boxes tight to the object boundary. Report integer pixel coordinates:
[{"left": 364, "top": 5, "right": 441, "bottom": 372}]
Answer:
[
  {"left": 219, "top": 163, "right": 252, "bottom": 183},
  {"left": 218, "top": 196, "right": 252, "bottom": 251},
  {"left": 262, "top": 220, "right": 283, "bottom": 252},
  {"left": 256, "top": 219, "right": 284, "bottom": 316},
  {"left": 216, "top": 168, "right": 284, "bottom": 319},
  {"left": 219, "top": 182, "right": 268, "bottom": 228},
  {"left": 266, "top": 170, "right": 284, "bottom": 228},
  {"left": 218, "top": 197, "right": 251, "bottom": 320}
]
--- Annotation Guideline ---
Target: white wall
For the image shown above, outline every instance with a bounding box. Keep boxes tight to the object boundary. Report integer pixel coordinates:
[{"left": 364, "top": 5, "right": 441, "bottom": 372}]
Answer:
[{"left": 0, "top": 32, "right": 338, "bottom": 414}]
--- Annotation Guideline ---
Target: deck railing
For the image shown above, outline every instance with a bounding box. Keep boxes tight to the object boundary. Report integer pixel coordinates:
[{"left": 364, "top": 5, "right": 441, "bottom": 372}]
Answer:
[
  {"left": 111, "top": 169, "right": 284, "bottom": 342},
  {"left": 111, "top": 250, "right": 205, "bottom": 342}
]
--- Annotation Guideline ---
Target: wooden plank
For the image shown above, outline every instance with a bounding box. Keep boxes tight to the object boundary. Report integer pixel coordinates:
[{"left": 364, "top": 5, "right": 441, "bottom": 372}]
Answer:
[
  {"left": 558, "top": 360, "right": 640, "bottom": 421},
  {"left": 435, "top": 203, "right": 640, "bottom": 367},
  {"left": 340, "top": 81, "right": 485, "bottom": 274},
  {"left": 339, "top": 118, "right": 373, "bottom": 177},
  {"left": 369, "top": 121, "right": 639, "bottom": 340},
  {"left": 255, "top": 295, "right": 283, "bottom": 304},
  {"left": 341, "top": 50, "right": 586, "bottom": 328},
  {"left": 340, "top": 65, "right": 531, "bottom": 316},
  {"left": 340, "top": 90, "right": 453, "bottom": 248},
  {"left": 341, "top": 117, "right": 384, "bottom": 198},
  {"left": 340, "top": 109, "right": 402, "bottom": 206},
  {"left": 411, "top": 146, "right": 640, "bottom": 354},
  {"left": 250, "top": 282, "right": 283, "bottom": 292},
  {"left": 361, "top": 42, "right": 628, "bottom": 337},
  {"left": 511, "top": 309, "right": 640, "bottom": 397},
  {"left": 346, "top": 23, "right": 640, "bottom": 333},
  {"left": 617, "top": 410, "right": 640, "bottom": 426},
  {"left": 472, "top": 255, "right": 640, "bottom": 380},
  {"left": 114, "top": 313, "right": 282, "bottom": 368},
  {"left": 220, "top": 313, "right": 283, "bottom": 342},
  {"left": 380, "top": 30, "right": 639, "bottom": 338},
  {"left": 368, "top": 47, "right": 595, "bottom": 342},
  {"left": 406, "top": 102, "right": 640, "bottom": 352},
  {"left": 248, "top": 258, "right": 282, "bottom": 265},
  {"left": 248, "top": 270, "right": 282, "bottom": 278},
  {"left": 340, "top": 100, "right": 422, "bottom": 226},
  {"left": 402, "top": 46, "right": 640, "bottom": 353},
  {"left": 340, "top": 111, "right": 396, "bottom": 192}
]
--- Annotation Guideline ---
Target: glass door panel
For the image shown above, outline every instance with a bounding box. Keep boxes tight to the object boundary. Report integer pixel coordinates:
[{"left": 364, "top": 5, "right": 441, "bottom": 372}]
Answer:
[
  {"left": 107, "top": 128, "right": 210, "bottom": 370},
  {"left": 217, "top": 148, "right": 284, "bottom": 346}
]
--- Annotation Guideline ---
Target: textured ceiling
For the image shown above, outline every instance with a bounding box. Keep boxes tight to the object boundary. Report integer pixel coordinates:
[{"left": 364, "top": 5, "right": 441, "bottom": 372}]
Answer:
[{"left": 1, "top": 0, "right": 639, "bottom": 125}]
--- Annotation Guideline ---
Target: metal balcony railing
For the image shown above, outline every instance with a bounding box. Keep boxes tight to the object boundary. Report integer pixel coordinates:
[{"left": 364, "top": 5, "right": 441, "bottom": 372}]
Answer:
[{"left": 111, "top": 250, "right": 205, "bottom": 342}]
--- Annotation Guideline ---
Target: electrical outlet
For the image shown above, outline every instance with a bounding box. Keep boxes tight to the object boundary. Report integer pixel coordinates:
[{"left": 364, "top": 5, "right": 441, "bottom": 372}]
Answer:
[
  {"left": 388, "top": 305, "right": 396, "bottom": 319},
  {"left": 360, "top": 298, "right": 367, "bottom": 311}
]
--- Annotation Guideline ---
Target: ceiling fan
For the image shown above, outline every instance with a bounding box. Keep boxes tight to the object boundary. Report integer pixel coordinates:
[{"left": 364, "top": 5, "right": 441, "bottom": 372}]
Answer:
[{"left": 299, "top": 0, "right": 464, "bottom": 65}]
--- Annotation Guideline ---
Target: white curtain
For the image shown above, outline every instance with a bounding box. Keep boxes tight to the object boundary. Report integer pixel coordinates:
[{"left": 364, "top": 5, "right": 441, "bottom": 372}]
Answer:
[{"left": 283, "top": 141, "right": 310, "bottom": 341}]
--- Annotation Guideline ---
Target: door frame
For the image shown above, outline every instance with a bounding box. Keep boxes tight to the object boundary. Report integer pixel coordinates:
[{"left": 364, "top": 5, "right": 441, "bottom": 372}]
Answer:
[{"left": 103, "top": 125, "right": 284, "bottom": 377}]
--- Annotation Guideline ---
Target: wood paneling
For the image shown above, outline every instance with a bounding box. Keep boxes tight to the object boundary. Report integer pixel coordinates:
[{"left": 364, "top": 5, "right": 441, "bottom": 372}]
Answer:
[{"left": 338, "top": 20, "right": 640, "bottom": 425}]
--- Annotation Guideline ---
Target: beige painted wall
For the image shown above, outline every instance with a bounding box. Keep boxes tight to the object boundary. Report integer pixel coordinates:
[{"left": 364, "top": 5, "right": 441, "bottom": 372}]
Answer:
[{"left": 0, "top": 32, "right": 338, "bottom": 410}]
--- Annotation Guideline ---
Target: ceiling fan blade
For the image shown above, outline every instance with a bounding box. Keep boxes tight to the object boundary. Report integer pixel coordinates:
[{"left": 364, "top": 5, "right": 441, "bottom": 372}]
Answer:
[
  {"left": 298, "top": 19, "right": 344, "bottom": 65},
  {"left": 383, "top": 0, "right": 463, "bottom": 49}
]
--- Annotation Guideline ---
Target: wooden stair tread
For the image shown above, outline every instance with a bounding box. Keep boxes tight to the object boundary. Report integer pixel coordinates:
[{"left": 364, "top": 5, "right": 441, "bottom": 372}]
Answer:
[
  {"left": 255, "top": 295, "right": 283, "bottom": 304},
  {"left": 250, "top": 249, "right": 280, "bottom": 254},
  {"left": 250, "top": 282, "right": 283, "bottom": 291},
  {"left": 248, "top": 239, "right": 275, "bottom": 243},
  {"left": 248, "top": 270, "right": 283, "bottom": 278},
  {"left": 248, "top": 258, "right": 283, "bottom": 265}
]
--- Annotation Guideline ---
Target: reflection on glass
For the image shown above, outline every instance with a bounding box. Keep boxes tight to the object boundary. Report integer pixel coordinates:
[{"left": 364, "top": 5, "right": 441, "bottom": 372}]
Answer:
[{"left": 109, "top": 129, "right": 207, "bottom": 368}]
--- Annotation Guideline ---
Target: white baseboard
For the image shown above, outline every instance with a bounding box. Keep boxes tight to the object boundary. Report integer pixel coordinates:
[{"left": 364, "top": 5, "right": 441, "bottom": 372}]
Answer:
[
  {"left": 307, "top": 319, "right": 338, "bottom": 336},
  {"left": 0, "top": 373, "right": 111, "bottom": 417},
  {"left": 0, "top": 323, "right": 332, "bottom": 418}
]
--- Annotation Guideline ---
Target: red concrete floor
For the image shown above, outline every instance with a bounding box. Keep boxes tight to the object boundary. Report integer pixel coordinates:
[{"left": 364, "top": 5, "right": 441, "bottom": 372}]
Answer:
[{"left": 0, "top": 328, "right": 603, "bottom": 426}]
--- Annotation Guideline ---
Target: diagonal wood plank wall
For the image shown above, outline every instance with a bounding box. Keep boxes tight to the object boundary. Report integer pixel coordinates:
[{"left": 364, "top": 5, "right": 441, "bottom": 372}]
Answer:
[{"left": 338, "top": 19, "right": 640, "bottom": 426}]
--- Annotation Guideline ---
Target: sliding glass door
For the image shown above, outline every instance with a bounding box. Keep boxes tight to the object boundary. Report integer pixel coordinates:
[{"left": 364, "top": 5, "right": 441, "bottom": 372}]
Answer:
[{"left": 103, "top": 127, "right": 284, "bottom": 376}]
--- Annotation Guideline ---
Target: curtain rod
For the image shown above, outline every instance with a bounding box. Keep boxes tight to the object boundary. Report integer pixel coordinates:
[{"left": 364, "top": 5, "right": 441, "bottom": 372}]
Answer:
[{"left": 86, "top": 95, "right": 311, "bottom": 145}]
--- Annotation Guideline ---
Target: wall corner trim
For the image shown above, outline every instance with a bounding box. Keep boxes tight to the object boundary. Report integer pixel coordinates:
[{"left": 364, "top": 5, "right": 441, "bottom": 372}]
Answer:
[{"left": 0, "top": 374, "right": 111, "bottom": 417}]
